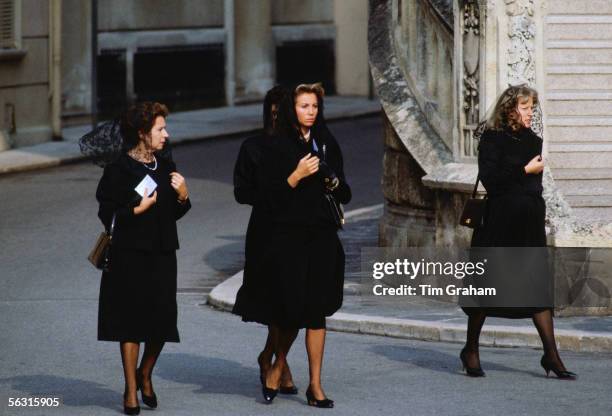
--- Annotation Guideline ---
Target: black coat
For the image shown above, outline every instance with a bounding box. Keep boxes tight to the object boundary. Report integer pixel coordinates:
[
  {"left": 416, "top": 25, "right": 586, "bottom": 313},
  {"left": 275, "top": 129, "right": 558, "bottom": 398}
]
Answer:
[
  {"left": 96, "top": 153, "right": 190, "bottom": 342},
  {"left": 251, "top": 129, "right": 351, "bottom": 328},
  {"left": 261, "top": 130, "right": 352, "bottom": 227},
  {"left": 231, "top": 134, "right": 274, "bottom": 321},
  {"left": 472, "top": 127, "right": 545, "bottom": 247},
  {"left": 96, "top": 153, "right": 191, "bottom": 251},
  {"left": 466, "top": 127, "right": 549, "bottom": 318}
]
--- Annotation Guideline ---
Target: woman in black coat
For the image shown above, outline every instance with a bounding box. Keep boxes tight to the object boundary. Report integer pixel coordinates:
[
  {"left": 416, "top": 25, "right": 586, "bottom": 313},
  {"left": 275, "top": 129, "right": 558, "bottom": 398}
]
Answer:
[
  {"left": 232, "top": 86, "right": 299, "bottom": 393},
  {"left": 96, "top": 102, "right": 191, "bottom": 414},
  {"left": 257, "top": 83, "right": 351, "bottom": 407},
  {"left": 461, "top": 85, "right": 575, "bottom": 379}
]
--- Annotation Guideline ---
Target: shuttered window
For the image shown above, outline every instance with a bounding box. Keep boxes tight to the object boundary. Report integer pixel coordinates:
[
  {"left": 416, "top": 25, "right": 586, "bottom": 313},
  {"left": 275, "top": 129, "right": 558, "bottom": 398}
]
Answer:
[{"left": 0, "top": 0, "right": 17, "bottom": 49}]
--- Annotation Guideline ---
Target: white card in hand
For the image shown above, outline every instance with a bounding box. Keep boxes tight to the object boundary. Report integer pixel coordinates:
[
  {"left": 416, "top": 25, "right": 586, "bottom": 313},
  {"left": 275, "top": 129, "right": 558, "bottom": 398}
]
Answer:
[{"left": 134, "top": 174, "right": 158, "bottom": 197}]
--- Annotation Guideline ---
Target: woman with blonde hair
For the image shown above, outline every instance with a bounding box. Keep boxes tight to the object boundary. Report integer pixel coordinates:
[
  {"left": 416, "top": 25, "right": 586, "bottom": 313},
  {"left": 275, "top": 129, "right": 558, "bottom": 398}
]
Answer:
[
  {"left": 460, "top": 85, "right": 575, "bottom": 380},
  {"left": 255, "top": 82, "right": 351, "bottom": 407}
]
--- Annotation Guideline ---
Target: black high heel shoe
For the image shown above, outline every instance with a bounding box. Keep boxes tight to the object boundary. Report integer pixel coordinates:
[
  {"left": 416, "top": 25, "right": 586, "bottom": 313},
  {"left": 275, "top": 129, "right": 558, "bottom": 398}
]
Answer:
[
  {"left": 136, "top": 369, "right": 158, "bottom": 408},
  {"left": 262, "top": 385, "right": 279, "bottom": 404},
  {"left": 123, "top": 392, "right": 140, "bottom": 415},
  {"left": 280, "top": 384, "right": 299, "bottom": 395},
  {"left": 306, "top": 387, "right": 334, "bottom": 408},
  {"left": 460, "top": 347, "right": 485, "bottom": 377},
  {"left": 540, "top": 355, "right": 577, "bottom": 380},
  {"left": 124, "top": 404, "right": 140, "bottom": 416}
]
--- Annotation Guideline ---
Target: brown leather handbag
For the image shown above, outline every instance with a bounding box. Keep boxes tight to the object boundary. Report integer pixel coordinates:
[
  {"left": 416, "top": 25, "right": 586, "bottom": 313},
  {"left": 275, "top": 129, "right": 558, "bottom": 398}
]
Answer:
[
  {"left": 88, "top": 214, "right": 116, "bottom": 270},
  {"left": 460, "top": 176, "right": 487, "bottom": 229}
]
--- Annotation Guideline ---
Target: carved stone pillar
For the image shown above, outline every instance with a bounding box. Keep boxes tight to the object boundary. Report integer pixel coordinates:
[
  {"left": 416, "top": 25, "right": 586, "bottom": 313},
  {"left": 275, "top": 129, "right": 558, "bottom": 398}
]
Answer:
[
  {"left": 437, "top": 44, "right": 452, "bottom": 121},
  {"left": 505, "top": 0, "right": 543, "bottom": 135},
  {"left": 456, "top": 0, "right": 483, "bottom": 159}
]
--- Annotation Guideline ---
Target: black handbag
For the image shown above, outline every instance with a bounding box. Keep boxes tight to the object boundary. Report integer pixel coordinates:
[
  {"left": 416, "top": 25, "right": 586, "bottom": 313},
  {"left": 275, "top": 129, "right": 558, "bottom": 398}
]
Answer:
[
  {"left": 87, "top": 213, "right": 116, "bottom": 271},
  {"left": 460, "top": 175, "right": 487, "bottom": 229},
  {"left": 317, "top": 140, "right": 344, "bottom": 229}
]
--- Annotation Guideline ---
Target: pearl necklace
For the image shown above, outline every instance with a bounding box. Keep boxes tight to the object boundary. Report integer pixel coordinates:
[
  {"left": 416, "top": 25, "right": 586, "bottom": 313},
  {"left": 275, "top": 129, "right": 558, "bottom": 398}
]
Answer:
[
  {"left": 141, "top": 155, "right": 157, "bottom": 171},
  {"left": 128, "top": 149, "right": 157, "bottom": 171}
]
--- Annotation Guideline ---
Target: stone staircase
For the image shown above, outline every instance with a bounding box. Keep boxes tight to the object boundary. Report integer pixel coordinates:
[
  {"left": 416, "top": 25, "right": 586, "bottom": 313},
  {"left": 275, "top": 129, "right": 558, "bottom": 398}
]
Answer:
[{"left": 545, "top": 0, "right": 612, "bottom": 223}]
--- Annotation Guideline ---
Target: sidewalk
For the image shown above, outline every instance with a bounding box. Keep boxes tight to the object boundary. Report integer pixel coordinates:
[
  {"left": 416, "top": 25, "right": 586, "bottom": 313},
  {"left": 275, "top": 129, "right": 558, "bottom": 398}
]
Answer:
[
  {"left": 0, "top": 96, "right": 380, "bottom": 175},
  {"left": 209, "top": 205, "right": 612, "bottom": 353}
]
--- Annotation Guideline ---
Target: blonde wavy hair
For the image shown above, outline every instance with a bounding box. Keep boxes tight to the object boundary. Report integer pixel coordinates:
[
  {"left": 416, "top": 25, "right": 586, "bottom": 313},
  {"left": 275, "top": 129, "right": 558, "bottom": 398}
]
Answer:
[
  {"left": 486, "top": 84, "right": 538, "bottom": 132},
  {"left": 294, "top": 82, "right": 325, "bottom": 100}
]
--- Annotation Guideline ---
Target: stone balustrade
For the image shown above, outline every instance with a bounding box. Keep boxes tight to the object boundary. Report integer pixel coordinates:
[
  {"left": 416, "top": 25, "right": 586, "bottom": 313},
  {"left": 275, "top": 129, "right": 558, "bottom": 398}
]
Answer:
[{"left": 392, "top": 0, "right": 454, "bottom": 151}]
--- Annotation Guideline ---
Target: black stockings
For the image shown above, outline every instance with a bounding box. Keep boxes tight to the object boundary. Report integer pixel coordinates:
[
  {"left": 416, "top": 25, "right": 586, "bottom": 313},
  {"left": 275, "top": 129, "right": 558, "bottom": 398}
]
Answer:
[
  {"left": 260, "top": 326, "right": 298, "bottom": 387},
  {"left": 463, "top": 309, "right": 567, "bottom": 370},
  {"left": 532, "top": 309, "right": 566, "bottom": 370},
  {"left": 264, "top": 326, "right": 298, "bottom": 389},
  {"left": 464, "top": 311, "right": 486, "bottom": 368}
]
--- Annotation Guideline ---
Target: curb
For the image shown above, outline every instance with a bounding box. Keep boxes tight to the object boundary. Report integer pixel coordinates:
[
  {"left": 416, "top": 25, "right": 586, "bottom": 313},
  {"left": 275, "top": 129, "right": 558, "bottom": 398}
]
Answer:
[
  {"left": 208, "top": 206, "right": 612, "bottom": 354},
  {"left": 209, "top": 271, "right": 612, "bottom": 353}
]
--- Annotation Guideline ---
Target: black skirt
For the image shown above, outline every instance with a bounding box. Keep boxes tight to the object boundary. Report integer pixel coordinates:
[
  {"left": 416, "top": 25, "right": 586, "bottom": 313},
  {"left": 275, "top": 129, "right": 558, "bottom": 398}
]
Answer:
[
  {"left": 236, "top": 226, "right": 345, "bottom": 329},
  {"left": 98, "top": 247, "right": 179, "bottom": 342},
  {"left": 463, "top": 193, "right": 548, "bottom": 319}
]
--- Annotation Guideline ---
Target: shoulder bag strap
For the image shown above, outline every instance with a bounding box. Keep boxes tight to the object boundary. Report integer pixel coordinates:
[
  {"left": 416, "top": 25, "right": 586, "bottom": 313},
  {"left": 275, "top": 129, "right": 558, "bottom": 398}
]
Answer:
[
  {"left": 109, "top": 213, "right": 117, "bottom": 238},
  {"left": 471, "top": 175, "right": 480, "bottom": 199}
]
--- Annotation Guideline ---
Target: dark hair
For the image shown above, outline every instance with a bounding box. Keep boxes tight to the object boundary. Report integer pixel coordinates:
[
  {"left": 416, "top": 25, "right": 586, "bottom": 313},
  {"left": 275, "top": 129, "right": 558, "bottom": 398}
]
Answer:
[
  {"left": 274, "top": 82, "right": 327, "bottom": 141},
  {"left": 486, "top": 84, "right": 538, "bottom": 132},
  {"left": 263, "top": 86, "right": 287, "bottom": 134},
  {"left": 120, "top": 102, "right": 169, "bottom": 150}
]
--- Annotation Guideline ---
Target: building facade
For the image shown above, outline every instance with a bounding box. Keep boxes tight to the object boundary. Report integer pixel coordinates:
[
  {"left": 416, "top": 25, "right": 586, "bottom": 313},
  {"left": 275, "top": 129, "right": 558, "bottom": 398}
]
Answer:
[
  {"left": 0, "top": 0, "right": 370, "bottom": 149},
  {"left": 370, "top": 0, "right": 612, "bottom": 314},
  {"left": 0, "top": 0, "right": 61, "bottom": 149}
]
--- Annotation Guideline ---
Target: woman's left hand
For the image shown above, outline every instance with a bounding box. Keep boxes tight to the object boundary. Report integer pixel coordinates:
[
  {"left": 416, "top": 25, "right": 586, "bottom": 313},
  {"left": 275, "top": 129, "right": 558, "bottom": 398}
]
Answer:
[{"left": 170, "top": 172, "right": 189, "bottom": 201}]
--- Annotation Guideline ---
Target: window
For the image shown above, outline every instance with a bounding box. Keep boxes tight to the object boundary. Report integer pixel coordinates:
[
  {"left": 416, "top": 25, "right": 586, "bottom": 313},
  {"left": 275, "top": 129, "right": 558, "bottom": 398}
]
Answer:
[
  {"left": 276, "top": 40, "right": 336, "bottom": 95},
  {"left": 0, "top": 0, "right": 20, "bottom": 50}
]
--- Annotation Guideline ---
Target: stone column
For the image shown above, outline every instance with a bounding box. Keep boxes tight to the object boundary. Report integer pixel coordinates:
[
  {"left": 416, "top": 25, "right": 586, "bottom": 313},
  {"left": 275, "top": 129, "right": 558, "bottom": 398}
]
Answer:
[
  {"left": 61, "top": 0, "right": 92, "bottom": 120},
  {"left": 380, "top": 113, "right": 437, "bottom": 247},
  {"left": 125, "top": 48, "right": 136, "bottom": 104},
  {"left": 224, "top": 0, "right": 235, "bottom": 106},
  {"left": 334, "top": 0, "right": 369, "bottom": 95},
  {"left": 233, "top": 0, "right": 273, "bottom": 103}
]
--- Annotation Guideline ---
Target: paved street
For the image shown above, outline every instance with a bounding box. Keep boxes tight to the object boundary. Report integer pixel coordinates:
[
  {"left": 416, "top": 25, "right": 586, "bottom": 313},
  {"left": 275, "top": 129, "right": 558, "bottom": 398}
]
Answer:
[
  {"left": 2, "top": 294, "right": 612, "bottom": 416},
  {"left": 1, "top": 115, "right": 611, "bottom": 416}
]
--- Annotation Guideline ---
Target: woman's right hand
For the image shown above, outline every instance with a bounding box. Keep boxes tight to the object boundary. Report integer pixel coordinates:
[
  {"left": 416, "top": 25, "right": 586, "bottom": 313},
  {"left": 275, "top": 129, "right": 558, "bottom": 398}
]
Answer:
[
  {"left": 524, "top": 155, "right": 544, "bottom": 175},
  {"left": 295, "top": 153, "right": 320, "bottom": 178},
  {"left": 288, "top": 153, "right": 319, "bottom": 187},
  {"left": 134, "top": 188, "right": 157, "bottom": 215}
]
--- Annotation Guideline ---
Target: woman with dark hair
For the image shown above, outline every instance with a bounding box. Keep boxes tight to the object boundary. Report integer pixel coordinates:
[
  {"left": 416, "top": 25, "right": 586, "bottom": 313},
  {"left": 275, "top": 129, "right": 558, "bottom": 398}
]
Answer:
[
  {"left": 256, "top": 83, "right": 351, "bottom": 407},
  {"left": 96, "top": 102, "right": 191, "bottom": 414},
  {"left": 461, "top": 85, "right": 575, "bottom": 379},
  {"left": 232, "top": 86, "right": 299, "bottom": 394}
]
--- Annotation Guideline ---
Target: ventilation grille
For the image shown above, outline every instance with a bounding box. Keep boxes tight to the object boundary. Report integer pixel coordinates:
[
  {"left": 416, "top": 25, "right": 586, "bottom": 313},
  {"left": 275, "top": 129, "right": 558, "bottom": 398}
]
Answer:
[{"left": 0, "top": 0, "right": 16, "bottom": 49}]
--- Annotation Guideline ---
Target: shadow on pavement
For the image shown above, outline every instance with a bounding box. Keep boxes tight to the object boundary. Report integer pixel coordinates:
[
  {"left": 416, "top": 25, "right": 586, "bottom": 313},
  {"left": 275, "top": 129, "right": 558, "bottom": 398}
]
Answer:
[
  {"left": 155, "top": 352, "right": 259, "bottom": 399},
  {"left": 370, "top": 345, "right": 543, "bottom": 378},
  {"left": 0, "top": 375, "right": 120, "bottom": 412}
]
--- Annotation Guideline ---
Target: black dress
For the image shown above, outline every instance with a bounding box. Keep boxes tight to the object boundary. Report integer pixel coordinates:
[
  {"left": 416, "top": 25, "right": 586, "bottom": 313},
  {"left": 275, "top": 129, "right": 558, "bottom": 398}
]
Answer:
[
  {"left": 254, "top": 130, "right": 352, "bottom": 329},
  {"left": 464, "top": 127, "right": 548, "bottom": 318},
  {"left": 231, "top": 134, "right": 274, "bottom": 323},
  {"left": 96, "top": 153, "right": 191, "bottom": 342}
]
